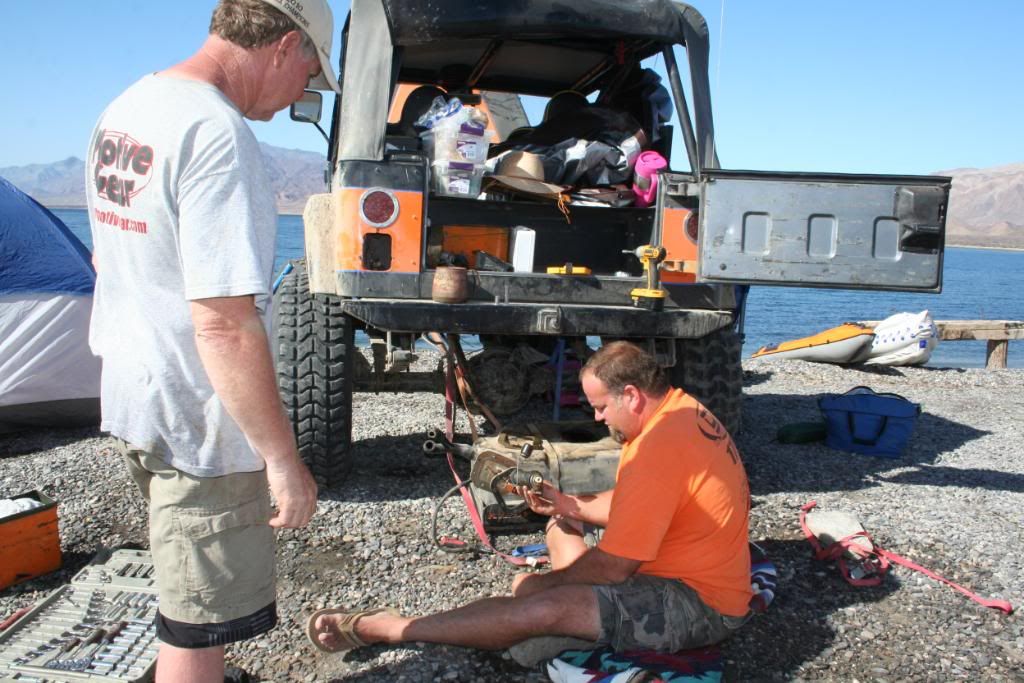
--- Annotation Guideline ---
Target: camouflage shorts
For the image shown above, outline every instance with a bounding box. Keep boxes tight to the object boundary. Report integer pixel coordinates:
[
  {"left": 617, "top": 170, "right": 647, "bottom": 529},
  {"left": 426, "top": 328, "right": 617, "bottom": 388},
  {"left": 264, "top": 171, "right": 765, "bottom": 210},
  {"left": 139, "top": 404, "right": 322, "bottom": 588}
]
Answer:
[{"left": 593, "top": 574, "right": 749, "bottom": 652}]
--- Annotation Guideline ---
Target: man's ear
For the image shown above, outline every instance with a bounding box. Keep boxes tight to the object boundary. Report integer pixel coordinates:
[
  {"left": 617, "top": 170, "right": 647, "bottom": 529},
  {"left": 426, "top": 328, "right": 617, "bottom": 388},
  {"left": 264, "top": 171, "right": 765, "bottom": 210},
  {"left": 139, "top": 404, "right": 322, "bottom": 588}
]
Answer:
[
  {"left": 621, "top": 384, "right": 643, "bottom": 413},
  {"left": 273, "top": 30, "right": 303, "bottom": 66}
]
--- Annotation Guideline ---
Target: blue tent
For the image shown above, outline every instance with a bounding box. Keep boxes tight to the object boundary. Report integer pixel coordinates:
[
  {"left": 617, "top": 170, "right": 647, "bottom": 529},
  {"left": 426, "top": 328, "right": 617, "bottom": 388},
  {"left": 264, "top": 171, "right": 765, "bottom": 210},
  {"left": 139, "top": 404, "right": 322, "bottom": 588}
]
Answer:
[{"left": 0, "top": 176, "right": 100, "bottom": 432}]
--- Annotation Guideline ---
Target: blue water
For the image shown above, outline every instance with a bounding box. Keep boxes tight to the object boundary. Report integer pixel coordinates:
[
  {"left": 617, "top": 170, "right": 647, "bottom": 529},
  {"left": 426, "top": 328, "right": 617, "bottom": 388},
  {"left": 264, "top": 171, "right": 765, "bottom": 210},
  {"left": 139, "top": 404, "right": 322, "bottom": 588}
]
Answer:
[{"left": 56, "top": 208, "right": 1021, "bottom": 369}]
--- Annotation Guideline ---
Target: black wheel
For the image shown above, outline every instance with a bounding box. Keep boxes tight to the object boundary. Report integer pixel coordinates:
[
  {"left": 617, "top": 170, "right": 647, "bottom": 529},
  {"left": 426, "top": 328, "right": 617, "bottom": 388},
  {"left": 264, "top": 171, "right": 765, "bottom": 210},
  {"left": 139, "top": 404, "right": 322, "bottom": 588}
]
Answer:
[
  {"left": 273, "top": 259, "right": 354, "bottom": 487},
  {"left": 670, "top": 325, "right": 743, "bottom": 435},
  {"left": 465, "top": 347, "right": 532, "bottom": 415}
]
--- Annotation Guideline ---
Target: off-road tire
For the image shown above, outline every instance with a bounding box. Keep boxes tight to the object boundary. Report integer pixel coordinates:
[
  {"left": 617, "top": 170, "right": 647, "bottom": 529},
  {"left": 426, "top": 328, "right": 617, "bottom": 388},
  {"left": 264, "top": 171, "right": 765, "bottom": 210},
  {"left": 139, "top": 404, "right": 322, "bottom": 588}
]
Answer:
[
  {"left": 670, "top": 326, "right": 743, "bottom": 435},
  {"left": 273, "top": 259, "right": 354, "bottom": 487}
]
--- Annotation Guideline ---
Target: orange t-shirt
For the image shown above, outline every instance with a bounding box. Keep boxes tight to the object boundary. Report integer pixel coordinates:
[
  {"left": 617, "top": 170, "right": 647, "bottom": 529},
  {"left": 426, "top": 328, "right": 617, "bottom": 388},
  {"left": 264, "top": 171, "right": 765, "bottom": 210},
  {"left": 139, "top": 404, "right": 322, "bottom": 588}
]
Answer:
[{"left": 598, "top": 388, "right": 752, "bottom": 617}]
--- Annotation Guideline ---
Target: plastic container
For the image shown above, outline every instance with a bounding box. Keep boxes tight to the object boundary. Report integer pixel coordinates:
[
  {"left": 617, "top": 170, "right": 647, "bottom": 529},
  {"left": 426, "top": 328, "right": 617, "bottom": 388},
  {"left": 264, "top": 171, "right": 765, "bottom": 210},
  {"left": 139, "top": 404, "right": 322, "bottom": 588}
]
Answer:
[
  {"left": 632, "top": 150, "right": 668, "bottom": 208},
  {"left": 432, "top": 160, "right": 485, "bottom": 197},
  {"left": 510, "top": 226, "right": 536, "bottom": 272},
  {"left": 422, "top": 121, "right": 491, "bottom": 164}
]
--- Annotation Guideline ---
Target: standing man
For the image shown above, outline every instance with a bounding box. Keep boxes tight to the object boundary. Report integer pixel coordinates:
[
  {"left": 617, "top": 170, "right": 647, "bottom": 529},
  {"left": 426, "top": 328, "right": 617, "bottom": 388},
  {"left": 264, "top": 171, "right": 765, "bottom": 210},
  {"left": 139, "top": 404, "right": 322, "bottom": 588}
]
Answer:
[
  {"left": 308, "top": 341, "right": 751, "bottom": 661},
  {"left": 87, "top": 2, "right": 339, "bottom": 681}
]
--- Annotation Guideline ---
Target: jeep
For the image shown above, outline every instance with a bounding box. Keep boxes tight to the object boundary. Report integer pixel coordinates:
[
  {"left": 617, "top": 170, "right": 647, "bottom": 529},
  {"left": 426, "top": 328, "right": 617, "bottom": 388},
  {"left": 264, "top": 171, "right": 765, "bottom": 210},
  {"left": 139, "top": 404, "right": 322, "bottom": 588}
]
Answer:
[{"left": 276, "top": 0, "right": 949, "bottom": 485}]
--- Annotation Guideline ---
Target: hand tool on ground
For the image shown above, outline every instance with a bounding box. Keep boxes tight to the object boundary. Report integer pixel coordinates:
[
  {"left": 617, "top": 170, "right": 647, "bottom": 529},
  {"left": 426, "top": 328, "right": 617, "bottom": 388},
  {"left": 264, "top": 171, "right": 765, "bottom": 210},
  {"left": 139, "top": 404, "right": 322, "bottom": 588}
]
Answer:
[
  {"left": 42, "top": 634, "right": 82, "bottom": 668},
  {"left": 623, "top": 244, "right": 667, "bottom": 310},
  {"left": 66, "top": 620, "right": 126, "bottom": 670},
  {"left": 11, "top": 639, "right": 60, "bottom": 665}
]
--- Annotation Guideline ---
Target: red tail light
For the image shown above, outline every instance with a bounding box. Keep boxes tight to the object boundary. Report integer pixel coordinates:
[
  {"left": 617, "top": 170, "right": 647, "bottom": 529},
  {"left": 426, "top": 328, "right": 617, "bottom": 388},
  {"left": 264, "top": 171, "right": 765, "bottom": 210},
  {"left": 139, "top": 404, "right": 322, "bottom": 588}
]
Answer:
[
  {"left": 684, "top": 210, "right": 699, "bottom": 244},
  {"left": 360, "top": 188, "right": 399, "bottom": 228}
]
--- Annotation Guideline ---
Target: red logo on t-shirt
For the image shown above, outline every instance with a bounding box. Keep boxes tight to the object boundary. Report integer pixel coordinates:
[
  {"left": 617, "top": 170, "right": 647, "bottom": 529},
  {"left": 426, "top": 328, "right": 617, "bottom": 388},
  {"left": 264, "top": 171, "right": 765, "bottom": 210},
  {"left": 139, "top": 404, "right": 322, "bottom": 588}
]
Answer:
[{"left": 91, "top": 129, "right": 154, "bottom": 208}]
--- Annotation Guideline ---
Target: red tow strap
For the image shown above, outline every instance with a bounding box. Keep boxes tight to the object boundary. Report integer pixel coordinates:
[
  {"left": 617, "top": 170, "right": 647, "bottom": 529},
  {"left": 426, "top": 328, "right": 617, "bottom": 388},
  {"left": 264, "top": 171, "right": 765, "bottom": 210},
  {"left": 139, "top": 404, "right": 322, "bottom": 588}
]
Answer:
[
  {"left": 800, "top": 501, "right": 1012, "bottom": 614},
  {"left": 440, "top": 340, "right": 547, "bottom": 567}
]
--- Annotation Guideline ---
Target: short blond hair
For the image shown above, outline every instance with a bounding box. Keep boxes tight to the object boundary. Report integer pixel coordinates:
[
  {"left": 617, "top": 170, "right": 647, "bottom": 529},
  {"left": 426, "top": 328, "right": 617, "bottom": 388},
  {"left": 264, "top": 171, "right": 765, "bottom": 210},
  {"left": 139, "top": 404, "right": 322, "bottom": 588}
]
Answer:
[{"left": 210, "top": 0, "right": 315, "bottom": 57}]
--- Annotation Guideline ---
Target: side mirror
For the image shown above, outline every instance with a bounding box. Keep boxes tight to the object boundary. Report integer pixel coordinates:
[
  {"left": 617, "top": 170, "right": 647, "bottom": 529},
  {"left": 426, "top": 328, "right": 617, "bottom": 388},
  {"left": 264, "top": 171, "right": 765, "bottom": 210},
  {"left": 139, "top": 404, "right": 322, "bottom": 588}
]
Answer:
[{"left": 290, "top": 90, "right": 323, "bottom": 124}]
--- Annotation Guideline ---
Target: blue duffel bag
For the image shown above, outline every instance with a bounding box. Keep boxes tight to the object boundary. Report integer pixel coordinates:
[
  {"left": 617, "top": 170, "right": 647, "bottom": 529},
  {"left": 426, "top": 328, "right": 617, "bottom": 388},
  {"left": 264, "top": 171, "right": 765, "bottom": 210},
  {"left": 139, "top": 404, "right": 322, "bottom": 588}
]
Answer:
[{"left": 818, "top": 386, "right": 921, "bottom": 458}]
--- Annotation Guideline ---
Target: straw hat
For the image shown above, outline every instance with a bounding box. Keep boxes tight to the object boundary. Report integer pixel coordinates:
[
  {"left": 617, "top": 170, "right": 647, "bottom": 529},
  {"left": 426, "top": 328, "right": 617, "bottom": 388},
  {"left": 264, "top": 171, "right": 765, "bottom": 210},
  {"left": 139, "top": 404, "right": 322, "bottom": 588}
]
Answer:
[{"left": 485, "top": 151, "right": 568, "bottom": 198}]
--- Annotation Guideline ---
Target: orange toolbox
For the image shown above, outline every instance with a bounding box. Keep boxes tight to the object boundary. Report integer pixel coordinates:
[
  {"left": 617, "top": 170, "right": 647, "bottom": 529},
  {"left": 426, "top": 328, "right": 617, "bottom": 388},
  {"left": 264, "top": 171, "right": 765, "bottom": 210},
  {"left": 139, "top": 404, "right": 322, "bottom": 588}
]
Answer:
[
  {"left": 1, "top": 490, "right": 61, "bottom": 590},
  {"left": 441, "top": 225, "right": 510, "bottom": 264}
]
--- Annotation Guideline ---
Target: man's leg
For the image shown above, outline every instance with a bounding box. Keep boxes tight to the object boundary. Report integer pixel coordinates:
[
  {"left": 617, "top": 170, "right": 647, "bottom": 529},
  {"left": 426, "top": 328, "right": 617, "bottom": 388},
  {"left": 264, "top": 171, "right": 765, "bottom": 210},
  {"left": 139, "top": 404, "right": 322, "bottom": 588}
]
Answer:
[
  {"left": 545, "top": 517, "right": 589, "bottom": 569},
  {"left": 156, "top": 644, "right": 224, "bottom": 683},
  {"left": 119, "top": 442, "right": 276, "bottom": 681},
  {"left": 313, "top": 584, "right": 601, "bottom": 652}
]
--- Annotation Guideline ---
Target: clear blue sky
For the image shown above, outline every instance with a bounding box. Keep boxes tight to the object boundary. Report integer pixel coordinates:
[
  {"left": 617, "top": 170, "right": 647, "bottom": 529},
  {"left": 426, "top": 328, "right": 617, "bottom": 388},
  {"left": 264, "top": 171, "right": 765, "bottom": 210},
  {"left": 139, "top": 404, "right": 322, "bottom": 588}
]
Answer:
[{"left": 2, "top": 1, "right": 1021, "bottom": 175}]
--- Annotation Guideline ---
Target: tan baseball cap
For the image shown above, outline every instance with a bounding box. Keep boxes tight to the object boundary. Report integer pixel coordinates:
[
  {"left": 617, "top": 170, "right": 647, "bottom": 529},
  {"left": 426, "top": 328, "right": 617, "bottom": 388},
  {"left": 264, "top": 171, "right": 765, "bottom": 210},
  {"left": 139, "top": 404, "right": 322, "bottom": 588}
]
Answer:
[{"left": 258, "top": 0, "right": 341, "bottom": 93}]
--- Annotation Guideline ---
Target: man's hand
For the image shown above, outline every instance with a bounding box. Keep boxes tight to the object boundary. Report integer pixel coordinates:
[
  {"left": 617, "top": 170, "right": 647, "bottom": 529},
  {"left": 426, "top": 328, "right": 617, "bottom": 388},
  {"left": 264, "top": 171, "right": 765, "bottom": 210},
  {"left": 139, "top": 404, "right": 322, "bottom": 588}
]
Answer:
[
  {"left": 519, "top": 482, "right": 569, "bottom": 518},
  {"left": 266, "top": 453, "right": 318, "bottom": 528}
]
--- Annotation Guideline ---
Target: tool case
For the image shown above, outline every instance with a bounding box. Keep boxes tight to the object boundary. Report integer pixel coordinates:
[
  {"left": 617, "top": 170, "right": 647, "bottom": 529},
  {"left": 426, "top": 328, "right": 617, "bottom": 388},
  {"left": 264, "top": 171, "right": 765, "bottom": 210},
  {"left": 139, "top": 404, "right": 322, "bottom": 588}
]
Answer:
[{"left": 0, "top": 549, "right": 159, "bottom": 682}]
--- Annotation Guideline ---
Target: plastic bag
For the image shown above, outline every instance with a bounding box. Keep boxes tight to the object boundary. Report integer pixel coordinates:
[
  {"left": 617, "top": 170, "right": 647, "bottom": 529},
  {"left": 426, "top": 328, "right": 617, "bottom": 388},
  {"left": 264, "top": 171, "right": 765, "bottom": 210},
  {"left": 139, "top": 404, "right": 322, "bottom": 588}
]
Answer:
[{"left": 414, "top": 96, "right": 488, "bottom": 131}]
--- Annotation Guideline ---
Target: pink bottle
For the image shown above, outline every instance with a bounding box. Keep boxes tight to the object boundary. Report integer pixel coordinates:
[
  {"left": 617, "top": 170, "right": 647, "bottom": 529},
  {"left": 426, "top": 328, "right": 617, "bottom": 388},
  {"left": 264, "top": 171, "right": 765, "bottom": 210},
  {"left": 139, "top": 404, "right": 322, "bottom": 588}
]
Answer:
[{"left": 632, "top": 151, "right": 668, "bottom": 208}]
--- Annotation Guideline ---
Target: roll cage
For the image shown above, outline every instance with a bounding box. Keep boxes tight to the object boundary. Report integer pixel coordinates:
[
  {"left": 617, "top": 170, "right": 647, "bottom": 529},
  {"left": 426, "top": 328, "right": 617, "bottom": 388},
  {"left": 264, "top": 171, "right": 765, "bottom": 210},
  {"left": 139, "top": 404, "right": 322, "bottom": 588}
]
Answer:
[{"left": 328, "top": 0, "right": 717, "bottom": 176}]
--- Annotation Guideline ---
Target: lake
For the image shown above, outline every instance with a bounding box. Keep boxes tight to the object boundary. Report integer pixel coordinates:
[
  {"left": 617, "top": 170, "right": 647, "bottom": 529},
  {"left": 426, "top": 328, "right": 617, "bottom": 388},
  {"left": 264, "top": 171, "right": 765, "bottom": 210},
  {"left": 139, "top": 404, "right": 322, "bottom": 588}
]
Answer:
[{"left": 55, "top": 208, "right": 1021, "bottom": 369}]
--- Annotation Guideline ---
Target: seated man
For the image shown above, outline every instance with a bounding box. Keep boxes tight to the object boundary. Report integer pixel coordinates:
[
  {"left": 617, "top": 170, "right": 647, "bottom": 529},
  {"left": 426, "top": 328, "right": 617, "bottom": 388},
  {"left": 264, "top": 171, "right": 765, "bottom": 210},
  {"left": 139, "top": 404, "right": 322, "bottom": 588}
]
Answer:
[{"left": 307, "top": 341, "right": 752, "bottom": 660}]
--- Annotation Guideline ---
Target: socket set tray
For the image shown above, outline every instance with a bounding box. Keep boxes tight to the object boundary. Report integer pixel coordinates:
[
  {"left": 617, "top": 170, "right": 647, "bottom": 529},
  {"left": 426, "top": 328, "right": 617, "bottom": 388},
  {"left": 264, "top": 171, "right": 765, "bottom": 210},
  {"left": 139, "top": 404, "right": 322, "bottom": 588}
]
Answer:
[{"left": 0, "top": 549, "right": 159, "bottom": 682}]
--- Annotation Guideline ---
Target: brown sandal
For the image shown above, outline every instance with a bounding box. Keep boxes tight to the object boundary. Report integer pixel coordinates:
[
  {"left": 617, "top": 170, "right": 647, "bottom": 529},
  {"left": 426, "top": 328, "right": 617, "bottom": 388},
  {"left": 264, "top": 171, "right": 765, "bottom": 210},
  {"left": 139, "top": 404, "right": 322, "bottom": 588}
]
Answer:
[{"left": 305, "top": 606, "right": 399, "bottom": 653}]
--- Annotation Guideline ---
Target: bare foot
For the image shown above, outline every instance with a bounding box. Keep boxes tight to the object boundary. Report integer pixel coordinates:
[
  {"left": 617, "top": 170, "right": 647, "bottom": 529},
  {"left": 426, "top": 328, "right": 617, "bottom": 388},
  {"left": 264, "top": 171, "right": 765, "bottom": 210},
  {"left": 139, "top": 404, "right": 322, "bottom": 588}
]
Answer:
[{"left": 310, "top": 608, "right": 402, "bottom": 653}]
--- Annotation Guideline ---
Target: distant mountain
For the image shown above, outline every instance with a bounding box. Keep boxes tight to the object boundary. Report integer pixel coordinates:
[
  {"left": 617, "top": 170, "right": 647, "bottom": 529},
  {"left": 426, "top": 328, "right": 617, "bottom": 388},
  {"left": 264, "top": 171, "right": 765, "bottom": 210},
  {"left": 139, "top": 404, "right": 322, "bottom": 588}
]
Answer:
[
  {"left": 935, "top": 163, "right": 1024, "bottom": 249},
  {"left": 0, "top": 143, "right": 327, "bottom": 215},
  {"left": 256, "top": 143, "right": 328, "bottom": 214},
  {"left": 2, "top": 149, "right": 1021, "bottom": 248},
  {"left": 1, "top": 156, "right": 86, "bottom": 209}
]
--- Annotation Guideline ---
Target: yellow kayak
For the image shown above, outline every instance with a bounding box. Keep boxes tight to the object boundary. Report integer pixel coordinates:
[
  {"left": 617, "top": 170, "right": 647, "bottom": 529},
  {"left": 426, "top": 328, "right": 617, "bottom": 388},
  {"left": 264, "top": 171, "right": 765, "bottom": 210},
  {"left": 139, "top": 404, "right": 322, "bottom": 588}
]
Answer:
[{"left": 752, "top": 323, "right": 875, "bottom": 364}]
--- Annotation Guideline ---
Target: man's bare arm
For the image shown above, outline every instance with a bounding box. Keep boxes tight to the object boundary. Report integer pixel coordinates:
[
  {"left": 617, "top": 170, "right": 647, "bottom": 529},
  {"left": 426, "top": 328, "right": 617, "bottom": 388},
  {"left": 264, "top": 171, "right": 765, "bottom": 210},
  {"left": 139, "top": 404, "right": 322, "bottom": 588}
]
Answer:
[
  {"left": 191, "top": 296, "right": 317, "bottom": 528},
  {"left": 522, "top": 486, "right": 613, "bottom": 527}
]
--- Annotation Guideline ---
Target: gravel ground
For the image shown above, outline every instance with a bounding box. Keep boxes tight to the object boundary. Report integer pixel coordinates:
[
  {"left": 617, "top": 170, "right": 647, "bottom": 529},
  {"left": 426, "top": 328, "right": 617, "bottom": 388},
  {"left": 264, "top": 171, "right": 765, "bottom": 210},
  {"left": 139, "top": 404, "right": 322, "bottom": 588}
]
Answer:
[{"left": 2, "top": 353, "right": 1022, "bottom": 682}]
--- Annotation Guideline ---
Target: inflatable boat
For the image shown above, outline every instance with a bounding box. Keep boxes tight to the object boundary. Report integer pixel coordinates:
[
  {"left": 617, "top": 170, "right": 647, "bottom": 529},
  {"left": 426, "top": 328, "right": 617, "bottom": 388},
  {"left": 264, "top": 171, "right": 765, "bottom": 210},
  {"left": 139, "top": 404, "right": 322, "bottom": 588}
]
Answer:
[
  {"left": 864, "top": 310, "right": 938, "bottom": 366},
  {"left": 751, "top": 323, "right": 875, "bottom": 364}
]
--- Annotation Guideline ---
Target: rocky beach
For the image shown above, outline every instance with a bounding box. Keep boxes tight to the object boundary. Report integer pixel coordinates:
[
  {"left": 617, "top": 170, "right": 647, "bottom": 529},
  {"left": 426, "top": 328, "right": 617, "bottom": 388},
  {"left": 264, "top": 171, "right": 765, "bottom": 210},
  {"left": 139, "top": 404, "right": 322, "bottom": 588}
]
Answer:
[{"left": 2, "top": 354, "right": 1022, "bottom": 682}]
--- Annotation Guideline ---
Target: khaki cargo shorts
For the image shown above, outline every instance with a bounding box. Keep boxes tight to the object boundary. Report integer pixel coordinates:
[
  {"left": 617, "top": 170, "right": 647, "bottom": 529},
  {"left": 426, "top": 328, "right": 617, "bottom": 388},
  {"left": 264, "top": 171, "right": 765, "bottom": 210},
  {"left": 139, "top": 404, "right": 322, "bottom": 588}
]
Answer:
[{"left": 117, "top": 440, "right": 277, "bottom": 646}]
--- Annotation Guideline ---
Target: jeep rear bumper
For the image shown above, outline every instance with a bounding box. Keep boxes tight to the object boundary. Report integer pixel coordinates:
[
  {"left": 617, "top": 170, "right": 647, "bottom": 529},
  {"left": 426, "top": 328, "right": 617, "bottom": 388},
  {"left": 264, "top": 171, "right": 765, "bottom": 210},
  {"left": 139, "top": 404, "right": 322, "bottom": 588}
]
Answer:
[
  {"left": 337, "top": 271, "right": 737, "bottom": 308},
  {"left": 340, "top": 299, "right": 734, "bottom": 338}
]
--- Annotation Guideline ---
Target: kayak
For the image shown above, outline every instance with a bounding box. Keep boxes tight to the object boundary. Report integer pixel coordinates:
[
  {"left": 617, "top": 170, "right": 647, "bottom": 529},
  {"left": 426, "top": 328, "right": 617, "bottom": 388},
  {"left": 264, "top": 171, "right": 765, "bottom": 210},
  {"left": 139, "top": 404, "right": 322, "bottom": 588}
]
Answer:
[
  {"left": 752, "top": 323, "right": 875, "bottom": 364},
  {"left": 864, "top": 310, "right": 938, "bottom": 366}
]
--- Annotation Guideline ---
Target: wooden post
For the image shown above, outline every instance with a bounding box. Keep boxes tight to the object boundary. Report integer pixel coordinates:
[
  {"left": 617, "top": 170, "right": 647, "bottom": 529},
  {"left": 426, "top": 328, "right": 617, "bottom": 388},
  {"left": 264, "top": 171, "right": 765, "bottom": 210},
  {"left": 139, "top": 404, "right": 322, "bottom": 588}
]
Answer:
[{"left": 986, "top": 340, "right": 1009, "bottom": 370}]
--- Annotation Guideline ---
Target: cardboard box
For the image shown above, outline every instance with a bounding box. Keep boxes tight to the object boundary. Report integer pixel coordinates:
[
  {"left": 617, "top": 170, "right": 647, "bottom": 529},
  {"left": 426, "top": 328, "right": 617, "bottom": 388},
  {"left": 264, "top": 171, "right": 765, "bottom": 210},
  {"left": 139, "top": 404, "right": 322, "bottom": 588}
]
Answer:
[{"left": 0, "top": 491, "right": 61, "bottom": 589}]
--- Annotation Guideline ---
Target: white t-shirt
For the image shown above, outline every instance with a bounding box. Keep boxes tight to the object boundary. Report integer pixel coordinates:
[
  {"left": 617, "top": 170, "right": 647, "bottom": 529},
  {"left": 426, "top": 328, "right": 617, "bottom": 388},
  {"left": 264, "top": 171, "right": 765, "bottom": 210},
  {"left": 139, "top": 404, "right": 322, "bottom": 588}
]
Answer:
[{"left": 86, "top": 74, "right": 277, "bottom": 476}]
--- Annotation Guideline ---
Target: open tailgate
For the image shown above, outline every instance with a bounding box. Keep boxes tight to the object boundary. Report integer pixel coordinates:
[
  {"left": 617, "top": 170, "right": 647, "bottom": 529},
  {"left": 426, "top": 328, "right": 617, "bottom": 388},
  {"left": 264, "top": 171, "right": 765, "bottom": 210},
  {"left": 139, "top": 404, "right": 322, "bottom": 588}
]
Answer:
[{"left": 696, "top": 170, "right": 950, "bottom": 292}]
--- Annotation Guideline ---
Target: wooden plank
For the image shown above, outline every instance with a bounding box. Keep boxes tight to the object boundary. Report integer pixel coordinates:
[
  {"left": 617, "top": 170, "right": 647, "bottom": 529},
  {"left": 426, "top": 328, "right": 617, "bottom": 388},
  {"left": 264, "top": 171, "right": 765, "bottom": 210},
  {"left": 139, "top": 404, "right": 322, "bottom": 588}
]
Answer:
[
  {"left": 858, "top": 320, "right": 1024, "bottom": 341},
  {"left": 934, "top": 321, "right": 1024, "bottom": 341}
]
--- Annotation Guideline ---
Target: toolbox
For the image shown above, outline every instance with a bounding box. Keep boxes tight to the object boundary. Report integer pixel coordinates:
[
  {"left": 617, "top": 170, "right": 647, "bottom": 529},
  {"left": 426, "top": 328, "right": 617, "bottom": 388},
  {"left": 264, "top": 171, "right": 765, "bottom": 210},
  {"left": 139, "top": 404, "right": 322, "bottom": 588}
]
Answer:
[
  {"left": 0, "top": 491, "right": 61, "bottom": 591},
  {"left": 0, "top": 549, "right": 159, "bottom": 682}
]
